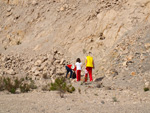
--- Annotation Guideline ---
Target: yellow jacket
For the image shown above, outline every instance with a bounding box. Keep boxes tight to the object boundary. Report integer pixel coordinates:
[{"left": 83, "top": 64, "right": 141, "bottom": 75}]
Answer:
[{"left": 86, "top": 56, "right": 93, "bottom": 67}]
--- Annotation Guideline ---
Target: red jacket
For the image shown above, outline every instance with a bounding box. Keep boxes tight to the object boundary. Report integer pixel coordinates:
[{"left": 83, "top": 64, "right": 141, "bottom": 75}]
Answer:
[{"left": 67, "top": 64, "right": 76, "bottom": 71}]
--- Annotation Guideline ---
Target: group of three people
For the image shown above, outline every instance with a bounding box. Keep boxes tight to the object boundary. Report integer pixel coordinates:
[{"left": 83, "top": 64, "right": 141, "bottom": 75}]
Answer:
[{"left": 65, "top": 55, "right": 94, "bottom": 82}]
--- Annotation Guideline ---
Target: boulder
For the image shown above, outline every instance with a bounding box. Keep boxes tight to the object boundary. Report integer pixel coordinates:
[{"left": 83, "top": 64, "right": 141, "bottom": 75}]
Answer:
[
  {"left": 16, "top": 88, "right": 21, "bottom": 94},
  {"left": 145, "top": 43, "right": 150, "bottom": 49},
  {"left": 34, "top": 70, "right": 40, "bottom": 76},
  {"left": 6, "top": 11, "right": 12, "bottom": 17},
  {"left": 32, "top": 0, "right": 38, "bottom": 5},
  {"left": 23, "top": 65, "right": 29, "bottom": 71},
  {"left": 31, "top": 67, "right": 37, "bottom": 72},
  {"left": 60, "top": 6, "right": 66, "bottom": 11},
  {"left": 145, "top": 81, "right": 150, "bottom": 88},
  {"left": 6, "top": 69, "right": 16, "bottom": 75},
  {"left": 54, "top": 60, "right": 60, "bottom": 64},
  {"left": 60, "top": 58, "right": 65, "bottom": 65},
  {"left": 7, "top": 6, "right": 12, "bottom": 12},
  {"left": 34, "top": 60, "right": 42, "bottom": 66}
]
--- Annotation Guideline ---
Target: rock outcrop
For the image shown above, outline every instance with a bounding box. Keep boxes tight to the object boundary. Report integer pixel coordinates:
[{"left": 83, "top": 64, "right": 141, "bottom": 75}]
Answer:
[{"left": 0, "top": 0, "right": 150, "bottom": 90}]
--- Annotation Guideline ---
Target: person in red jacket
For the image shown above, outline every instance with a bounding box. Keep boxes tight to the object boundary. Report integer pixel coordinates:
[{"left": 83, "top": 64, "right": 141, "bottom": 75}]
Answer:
[{"left": 65, "top": 64, "right": 76, "bottom": 78}]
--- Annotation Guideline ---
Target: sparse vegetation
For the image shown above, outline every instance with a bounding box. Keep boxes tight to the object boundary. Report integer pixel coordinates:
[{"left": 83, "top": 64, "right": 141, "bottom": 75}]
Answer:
[
  {"left": 16, "top": 40, "right": 21, "bottom": 45},
  {"left": 20, "top": 83, "right": 30, "bottom": 93},
  {"left": 42, "top": 84, "right": 51, "bottom": 91},
  {"left": 67, "top": 85, "right": 75, "bottom": 93},
  {"left": 3, "top": 77, "right": 19, "bottom": 93},
  {"left": 50, "top": 77, "right": 75, "bottom": 98},
  {"left": 4, "top": 47, "right": 7, "bottom": 50},
  {"left": 83, "top": 49, "right": 86, "bottom": 54},
  {"left": 112, "top": 97, "right": 118, "bottom": 102},
  {"left": 144, "top": 87, "right": 149, "bottom": 92},
  {"left": 80, "top": 82, "right": 84, "bottom": 85},
  {"left": 94, "top": 93, "right": 98, "bottom": 96},
  {"left": 29, "top": 80, "right": 37, "bottom": 89},
  {"left": 96, "top": 83, "right": 102, "bottom": 88},
  {"left": 0, "top": 76, "right": 37, "bottom": 94},
  {"left": 0, "top": 77, "right": 5, "bottom": 91},
  {"left": 78, "top": 88, "right": 81, "bottom": 94}
]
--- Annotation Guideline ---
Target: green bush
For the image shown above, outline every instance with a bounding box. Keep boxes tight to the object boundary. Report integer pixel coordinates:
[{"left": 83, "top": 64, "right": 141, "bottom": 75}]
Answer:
[
  {"left": 3, "top": 77, "right": 17, "bottom": 93},
  {"left": 78, "top": 88, "right": 81, "bottom": 94},
  {"left": 29, "top": 80, "right": 37, "bottom": 89},
  {"left": 10, "top": 88, "right": 16, "bottom": 94},
  {"left": 20, "top": 83, "right": 30, "bottom": 93},
  {"left": 0, "top": 77, "right": 37, "bottom": 94},
  {"left": 50, "top": 77, "right": 67, "bottom": 91},
  {"left": 67, "top": 85, "right": 75, "bottom": 93},
  {"left": 144, "top": 87, "right": 149, "bottom": 92},
  {"left": 112, "top": 97, "right": 118, "bottom": 102},
  {"left": 42, "top": 84, "right": 51, "bottom": 91},
  {"left": 50, "top": 77, "right": 75, "bottom": 97},
  {"left": 0, "top": 77, "right": 5, "bottom": 91},
  {"left": 72, "top": 86, "right": 75, "bottom": 92},
  {"left": 16, "top": 40, "right": 21, "bottom": 45}
]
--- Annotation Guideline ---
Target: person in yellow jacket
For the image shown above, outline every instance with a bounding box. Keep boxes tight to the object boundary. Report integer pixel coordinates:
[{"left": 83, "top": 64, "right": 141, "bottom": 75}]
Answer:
[{"left": 85, "top": 52, "right": 95, "bottom": 82}]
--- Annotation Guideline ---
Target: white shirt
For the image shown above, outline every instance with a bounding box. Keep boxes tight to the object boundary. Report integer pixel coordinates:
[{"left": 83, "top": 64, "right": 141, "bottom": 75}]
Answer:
[{"left": 75, "top": 62, "right": 82, "bottom": 70}]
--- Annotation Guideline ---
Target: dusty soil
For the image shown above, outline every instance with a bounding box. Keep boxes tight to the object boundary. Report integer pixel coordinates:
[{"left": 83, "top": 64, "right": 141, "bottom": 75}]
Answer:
[
  {"left": 0, "top": 0, "right": 150, "bottom": 112},
  {"left": 0, "top": 82, "right": 150, "bottom": 113}
]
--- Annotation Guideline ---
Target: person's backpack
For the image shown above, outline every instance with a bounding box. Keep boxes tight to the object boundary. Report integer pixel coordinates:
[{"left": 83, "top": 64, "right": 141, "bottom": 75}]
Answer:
[{"left": 72, "top": 72, "right": 76, "bottom": 79}]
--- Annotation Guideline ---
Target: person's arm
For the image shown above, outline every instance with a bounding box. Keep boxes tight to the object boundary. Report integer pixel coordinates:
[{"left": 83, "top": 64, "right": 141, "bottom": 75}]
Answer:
[
  {"left": 93, "top": 60, "right": 95, "bottom": 69},
  {"left": 85, "top": 59, "right": 87, "bottom": 67},
  {"left": 74, "top": 64, "right": 76, "bottom": 71}
]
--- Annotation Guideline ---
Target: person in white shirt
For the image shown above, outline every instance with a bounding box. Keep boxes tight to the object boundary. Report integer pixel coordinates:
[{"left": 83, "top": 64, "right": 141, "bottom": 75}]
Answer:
[{"left": 75, "top": 58, "right": 82, "bottom": 81}]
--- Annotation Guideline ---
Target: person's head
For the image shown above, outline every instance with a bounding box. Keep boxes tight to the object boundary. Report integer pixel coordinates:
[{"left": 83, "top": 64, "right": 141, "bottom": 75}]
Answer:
[
  {"left": 76, "top": 58, "right": 81, "bottom": 63},
  {"left": 86, "top": 51, "right": 92, "bottom": 56},
  {"left": 89, "top": 51, "right": 92, "bottom": 55}
]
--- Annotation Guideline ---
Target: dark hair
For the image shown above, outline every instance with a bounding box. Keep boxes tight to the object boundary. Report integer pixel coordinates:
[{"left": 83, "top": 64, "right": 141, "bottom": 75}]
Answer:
[{"left": 76, "top": 58, "right": 81, "bottom": 63}]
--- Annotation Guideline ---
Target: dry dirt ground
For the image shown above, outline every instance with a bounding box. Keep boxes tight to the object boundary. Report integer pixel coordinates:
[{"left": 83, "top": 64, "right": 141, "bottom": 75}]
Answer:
[
  {"left": 0, "top": 0, "right": 150, "bottom": 112},
  {"left": 0, "top": 81, "right": 150, "bottom": 113}
]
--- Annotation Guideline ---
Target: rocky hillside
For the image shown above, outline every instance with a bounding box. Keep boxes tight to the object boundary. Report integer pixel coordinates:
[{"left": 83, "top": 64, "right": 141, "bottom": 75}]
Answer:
[{"left": 0, "top": 0, "right": 150, "bottom": 90}]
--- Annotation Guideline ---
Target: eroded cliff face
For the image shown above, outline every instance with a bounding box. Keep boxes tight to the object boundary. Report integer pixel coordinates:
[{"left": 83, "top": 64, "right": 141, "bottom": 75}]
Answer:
[{"left": 0, "top": 0, "right": 150, "bottom": 89}]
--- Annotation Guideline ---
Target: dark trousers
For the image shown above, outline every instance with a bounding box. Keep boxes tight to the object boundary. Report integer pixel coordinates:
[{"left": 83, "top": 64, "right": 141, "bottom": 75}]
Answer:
[{"left": 65, "top": 66, "right": 73, "bottom": 78}]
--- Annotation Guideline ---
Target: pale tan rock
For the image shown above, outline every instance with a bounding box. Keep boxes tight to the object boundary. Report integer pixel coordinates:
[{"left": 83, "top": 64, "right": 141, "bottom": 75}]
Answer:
[
  {"left": 6, "top": 69, "right": 16, "bottom": 75},
  {"left": 40, "top": 62, "right": 47, "bottom": 70},
  {"left": 123, "top": 61, "right": 127, "bottom": 67},
  {"left": 31, "top": 67, "right": 37, "bottom": 72},
  {"left": 127, "top": 55, "right": 133, "bottom": 61},
  {"left": 54, "top": 60, "right": 60, "bottom": 64},
  {"left": 32, "top": 0, "right": 38, "bottom": 5},
  {"left": 60, "top": 0, "right": 66, "bottom": 3},
  {"left": 145, "top": 81, "right": 150, "bottom": 88},
  {"left": 140, "top": 54, "right": 146, "bottom": 60},
  {"left": 16, "top": 88, "right": 21, "bottom": 93},
  {"left": 34, "top": 60, "right": 42, "bottom": 66},
  {"left": 34, "top": 70, "right": 40, "bottom": 76},
  {"left": 60, "top": 6, "right": 65, "bottom": 11},
  {"left": 85, "top": 0, "right": 91, "bottom": 3},
  {"left": 60, "top": 58, "right": 65, "bottom": 65},
  {"left": 6, "top": 12, "right": 12, "bottom": 17},
  {"left": 145, "top": 43, "right": 150, "bottom": 49},
  {"left": 7, "top": 6, "right": 12, "bottom": 12},
  {"left": 9, "top": 0, "right": 19, "bottom": 5},
  {"left": 51, "top": 75, "right": 55, "bottom": 83}
]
